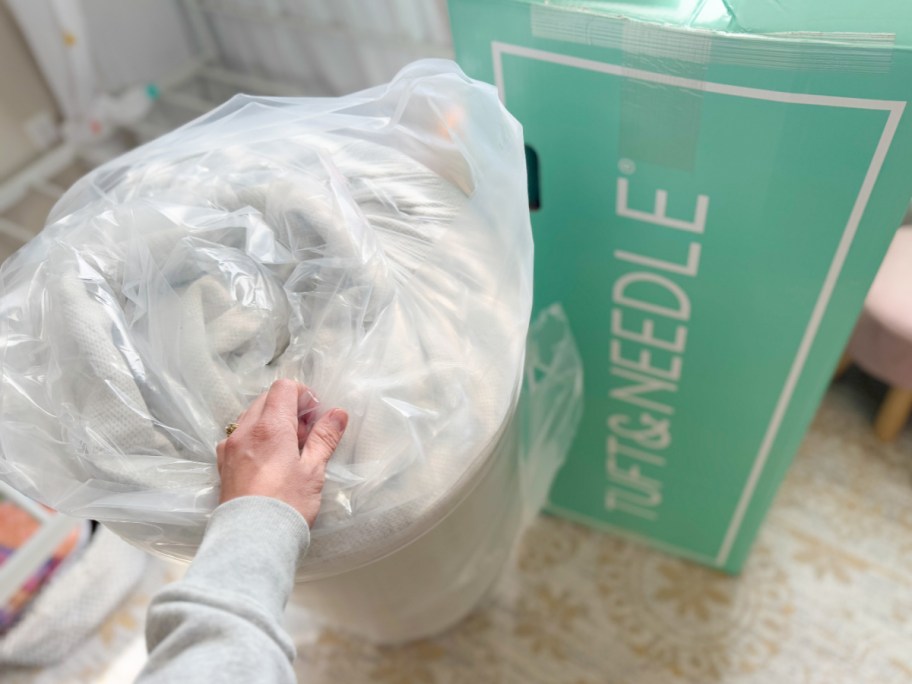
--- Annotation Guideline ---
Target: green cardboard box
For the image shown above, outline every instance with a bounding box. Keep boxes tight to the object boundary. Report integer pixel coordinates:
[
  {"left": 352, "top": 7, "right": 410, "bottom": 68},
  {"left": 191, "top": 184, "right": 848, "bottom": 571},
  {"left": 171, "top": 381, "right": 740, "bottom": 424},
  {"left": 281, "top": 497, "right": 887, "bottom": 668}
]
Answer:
[{"left": 448, "top": 0, "right": 912, "bottom": 571}]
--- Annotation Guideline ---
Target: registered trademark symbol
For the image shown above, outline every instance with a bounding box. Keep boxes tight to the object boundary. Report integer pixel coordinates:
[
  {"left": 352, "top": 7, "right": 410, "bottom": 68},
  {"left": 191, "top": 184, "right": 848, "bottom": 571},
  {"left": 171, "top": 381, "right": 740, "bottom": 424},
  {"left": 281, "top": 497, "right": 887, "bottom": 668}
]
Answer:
[{"left": 618, "top": 159, "right": 636, "bottom": 174}]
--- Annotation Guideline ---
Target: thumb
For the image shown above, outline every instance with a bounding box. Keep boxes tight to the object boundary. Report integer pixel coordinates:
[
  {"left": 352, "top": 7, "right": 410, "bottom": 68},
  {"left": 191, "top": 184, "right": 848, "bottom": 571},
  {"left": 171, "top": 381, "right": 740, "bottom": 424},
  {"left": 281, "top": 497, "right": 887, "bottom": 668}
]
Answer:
[{"left": 301, "top": 408, "right": 348, "bottom": 467}]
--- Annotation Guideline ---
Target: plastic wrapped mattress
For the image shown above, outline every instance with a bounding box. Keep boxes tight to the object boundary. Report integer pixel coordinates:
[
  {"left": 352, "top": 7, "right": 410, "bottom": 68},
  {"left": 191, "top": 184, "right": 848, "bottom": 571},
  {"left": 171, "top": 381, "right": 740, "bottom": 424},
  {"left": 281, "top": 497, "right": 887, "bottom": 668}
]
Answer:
[{"left": 0, "top": 61, "right": 582, "bottom": 642}]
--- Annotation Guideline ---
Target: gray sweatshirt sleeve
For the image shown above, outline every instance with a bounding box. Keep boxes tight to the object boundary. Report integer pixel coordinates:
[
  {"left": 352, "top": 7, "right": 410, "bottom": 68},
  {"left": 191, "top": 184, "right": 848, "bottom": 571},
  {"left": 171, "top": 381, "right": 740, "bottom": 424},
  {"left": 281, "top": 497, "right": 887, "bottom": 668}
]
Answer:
[{"left": 135, "top": 496, "right": 310, "bottom": 684}]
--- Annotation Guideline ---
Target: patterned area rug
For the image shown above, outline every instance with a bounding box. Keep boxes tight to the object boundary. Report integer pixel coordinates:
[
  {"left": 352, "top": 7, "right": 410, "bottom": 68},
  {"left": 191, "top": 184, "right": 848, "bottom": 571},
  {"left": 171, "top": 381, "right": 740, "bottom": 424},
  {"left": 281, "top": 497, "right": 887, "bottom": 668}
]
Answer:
[{"left": 8, "top": 372, "right": 912, "bottom": 683}]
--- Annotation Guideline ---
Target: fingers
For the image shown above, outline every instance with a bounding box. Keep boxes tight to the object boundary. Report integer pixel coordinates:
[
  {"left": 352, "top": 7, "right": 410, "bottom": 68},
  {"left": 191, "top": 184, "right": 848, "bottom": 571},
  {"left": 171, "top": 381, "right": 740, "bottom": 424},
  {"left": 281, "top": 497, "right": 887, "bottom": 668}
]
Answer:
[
  {"left": 237, "top": 391, "right": 268, "bottom": 430},
  {"left": 237, "top": 380, "right": 312, "bottom": 434},
  {"left": 301, "top": 409, "right": 348, "bottom": 468},
  {"left": 226, "top": 379, "right": 334, "bottom": 457},
  {"left": 263, "top": 379, "right": 307, "bottom": 428}
]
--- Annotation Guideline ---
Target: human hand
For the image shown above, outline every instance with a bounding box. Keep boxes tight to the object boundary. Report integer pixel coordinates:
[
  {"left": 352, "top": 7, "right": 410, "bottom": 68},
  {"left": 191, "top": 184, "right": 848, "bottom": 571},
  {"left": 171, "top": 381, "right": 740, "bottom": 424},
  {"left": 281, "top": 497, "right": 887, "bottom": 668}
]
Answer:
[{"left": 216, "top": 379, "right": 348, "bottom": 527}]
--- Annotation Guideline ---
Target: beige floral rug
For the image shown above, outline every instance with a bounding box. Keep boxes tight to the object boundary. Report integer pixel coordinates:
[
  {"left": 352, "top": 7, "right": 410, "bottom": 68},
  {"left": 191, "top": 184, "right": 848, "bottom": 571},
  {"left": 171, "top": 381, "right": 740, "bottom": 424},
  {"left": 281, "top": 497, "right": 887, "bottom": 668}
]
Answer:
[{"left": 9, "top": 372, "right": 912, "bottom": 683}]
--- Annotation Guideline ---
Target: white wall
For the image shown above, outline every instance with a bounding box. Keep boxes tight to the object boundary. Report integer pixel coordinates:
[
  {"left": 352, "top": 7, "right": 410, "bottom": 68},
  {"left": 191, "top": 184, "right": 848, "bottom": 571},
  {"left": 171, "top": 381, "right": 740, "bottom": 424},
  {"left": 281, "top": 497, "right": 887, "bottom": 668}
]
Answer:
[{"left": 0, "top": 2, "right": 57, "bottom": 180}]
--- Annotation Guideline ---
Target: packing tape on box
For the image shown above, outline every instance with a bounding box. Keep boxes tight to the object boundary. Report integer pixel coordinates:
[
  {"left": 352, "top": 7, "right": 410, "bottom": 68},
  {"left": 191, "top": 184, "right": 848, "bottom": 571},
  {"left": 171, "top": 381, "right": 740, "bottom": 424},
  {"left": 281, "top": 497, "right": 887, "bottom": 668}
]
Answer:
[{"left": 530, "top": 4, "right": 895, "bottom": 74}]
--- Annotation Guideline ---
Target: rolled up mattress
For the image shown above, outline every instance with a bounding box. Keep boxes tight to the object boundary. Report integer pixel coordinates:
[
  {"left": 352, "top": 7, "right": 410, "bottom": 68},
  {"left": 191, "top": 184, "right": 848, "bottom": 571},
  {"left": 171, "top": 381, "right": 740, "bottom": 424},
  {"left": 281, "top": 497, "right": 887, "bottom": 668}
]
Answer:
[{"left": 0, "top": 61, "right": 533, "bottom": 641}]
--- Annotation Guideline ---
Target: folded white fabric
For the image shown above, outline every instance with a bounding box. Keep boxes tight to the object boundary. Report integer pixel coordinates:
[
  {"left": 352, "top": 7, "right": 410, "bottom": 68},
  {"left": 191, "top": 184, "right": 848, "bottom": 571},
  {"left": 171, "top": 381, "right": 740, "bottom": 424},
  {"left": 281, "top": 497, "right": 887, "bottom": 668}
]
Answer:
[{"left": 0, "top": 61, "right": 533, "bottom": 585}]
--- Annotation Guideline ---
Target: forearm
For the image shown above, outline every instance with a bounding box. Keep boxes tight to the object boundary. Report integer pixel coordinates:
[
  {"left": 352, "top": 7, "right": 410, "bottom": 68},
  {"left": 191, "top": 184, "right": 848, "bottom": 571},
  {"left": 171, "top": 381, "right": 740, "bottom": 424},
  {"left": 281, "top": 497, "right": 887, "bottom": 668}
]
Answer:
[{"left": 136, "top": 497, "right": 309, "bottom": 684}]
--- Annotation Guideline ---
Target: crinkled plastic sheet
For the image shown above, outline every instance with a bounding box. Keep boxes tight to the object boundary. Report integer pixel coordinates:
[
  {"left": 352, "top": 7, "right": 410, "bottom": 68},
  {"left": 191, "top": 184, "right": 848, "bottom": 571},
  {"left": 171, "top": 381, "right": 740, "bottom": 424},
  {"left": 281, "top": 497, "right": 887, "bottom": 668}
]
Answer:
[
  {"left": 289, "top": 303, "right": 582, "bottom": 642},
  {"left": 0, "top": 60, "right": 582, "bottom": 639}
]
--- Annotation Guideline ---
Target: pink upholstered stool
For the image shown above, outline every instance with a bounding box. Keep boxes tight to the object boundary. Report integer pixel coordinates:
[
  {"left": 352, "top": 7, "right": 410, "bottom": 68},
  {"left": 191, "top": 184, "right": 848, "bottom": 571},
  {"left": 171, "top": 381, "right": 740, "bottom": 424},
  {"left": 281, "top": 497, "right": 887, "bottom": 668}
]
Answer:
[{"left": 844, "top": 225, "right": 912, "bottom": 441}]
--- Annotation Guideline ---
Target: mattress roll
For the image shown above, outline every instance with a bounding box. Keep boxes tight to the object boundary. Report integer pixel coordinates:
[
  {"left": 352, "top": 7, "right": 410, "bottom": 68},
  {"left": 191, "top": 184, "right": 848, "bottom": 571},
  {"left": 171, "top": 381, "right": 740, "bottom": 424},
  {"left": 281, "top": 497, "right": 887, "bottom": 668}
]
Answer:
[{"left": 0, "top": 60, "right": 533, "bottom": 596}]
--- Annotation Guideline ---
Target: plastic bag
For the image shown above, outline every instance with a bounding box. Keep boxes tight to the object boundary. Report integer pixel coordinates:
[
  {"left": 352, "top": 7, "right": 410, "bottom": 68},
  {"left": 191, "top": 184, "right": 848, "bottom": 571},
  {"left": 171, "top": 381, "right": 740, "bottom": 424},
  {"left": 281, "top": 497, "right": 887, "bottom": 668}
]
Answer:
[
  {"left": 0, "top": 59, "right": 525, "bottom": 558},
  {"left": 0, "top": 60, "right": 582, "bottom": 641},
  {"left": 520, "top": 303, "right": 584, "bottom": 520},
  {"left": 287, "top": 304, "right": 582, "bottom": 642}
]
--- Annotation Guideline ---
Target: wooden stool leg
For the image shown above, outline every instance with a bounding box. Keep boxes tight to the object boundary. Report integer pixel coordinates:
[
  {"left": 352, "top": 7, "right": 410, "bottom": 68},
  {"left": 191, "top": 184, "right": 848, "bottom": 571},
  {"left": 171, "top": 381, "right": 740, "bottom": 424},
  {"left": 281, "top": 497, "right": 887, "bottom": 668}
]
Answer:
[
  {"left": 874, "top": 387, "right": 912, "bottom": 442},
  {"left": 834, "top": 352, "right": 852, "bottom": 380}
]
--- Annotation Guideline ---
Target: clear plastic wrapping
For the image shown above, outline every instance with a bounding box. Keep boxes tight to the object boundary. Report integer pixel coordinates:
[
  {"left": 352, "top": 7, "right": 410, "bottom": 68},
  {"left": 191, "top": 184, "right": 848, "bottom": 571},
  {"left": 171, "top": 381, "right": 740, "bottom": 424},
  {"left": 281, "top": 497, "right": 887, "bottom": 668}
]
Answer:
[{"left": 0, "top": 60, "right": 582, "bottom": 640}]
